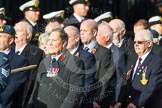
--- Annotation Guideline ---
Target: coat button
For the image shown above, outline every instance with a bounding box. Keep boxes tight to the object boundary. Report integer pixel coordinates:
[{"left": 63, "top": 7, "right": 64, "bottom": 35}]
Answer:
[
  {"left": 128, "top": 95, "right": 131, "bottom": 98},
  {"left": 37, "top": 97, "right": 40, "bottom": 100}
]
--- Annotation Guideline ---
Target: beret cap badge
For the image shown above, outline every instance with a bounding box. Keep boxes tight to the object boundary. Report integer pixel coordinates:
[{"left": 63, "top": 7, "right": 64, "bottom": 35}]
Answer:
[
  {"left": 0, "top": 27, "right": 3, "bottom": 32},
  {"left": 61, "top": 12, "right": 64, "bottom": 19},
  {"left": 2, "top": 9, "right": 5, "bottom": 16},
  {"left": 160, "top": 17, "right": 162, "bottom": 22}
]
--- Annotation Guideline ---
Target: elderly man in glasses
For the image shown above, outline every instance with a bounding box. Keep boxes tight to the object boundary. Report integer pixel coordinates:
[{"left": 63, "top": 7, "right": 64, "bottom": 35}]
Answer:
[{"left": 114, "top": 29, "right": 162, "bottom": 108}]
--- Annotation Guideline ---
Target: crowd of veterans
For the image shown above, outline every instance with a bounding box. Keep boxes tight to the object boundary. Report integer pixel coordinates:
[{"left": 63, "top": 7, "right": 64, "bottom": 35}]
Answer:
[{"left": 0, "top": 0, "right": 162, "bottom": 108}]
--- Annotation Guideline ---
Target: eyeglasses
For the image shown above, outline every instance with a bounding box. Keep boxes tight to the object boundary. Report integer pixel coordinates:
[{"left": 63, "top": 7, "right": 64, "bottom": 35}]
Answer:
[{"left": 134, "top": 41, "right": 147, "bottom": 44}]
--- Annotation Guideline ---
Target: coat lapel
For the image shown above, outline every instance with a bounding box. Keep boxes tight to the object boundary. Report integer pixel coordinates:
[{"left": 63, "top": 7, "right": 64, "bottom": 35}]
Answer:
[
  {"left": 73, "top": 46, "right": 80, "bottom": 56},
  {"left": 21, "top": 44, "right": 30, "bottom": 56}
]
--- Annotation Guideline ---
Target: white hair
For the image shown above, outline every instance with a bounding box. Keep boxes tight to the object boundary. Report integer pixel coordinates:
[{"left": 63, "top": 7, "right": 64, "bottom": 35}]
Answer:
[
  {"left": 135, "top": 29, "right": 153, "bottom": 41},
  {"left": 98, "top": 23, "right": 114, "bottom": 41}
]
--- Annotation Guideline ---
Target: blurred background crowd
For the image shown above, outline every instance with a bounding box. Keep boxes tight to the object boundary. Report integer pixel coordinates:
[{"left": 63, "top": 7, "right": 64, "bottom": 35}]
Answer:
[{"left": 0, "top": 0, "right": 161, "bottom": 31}]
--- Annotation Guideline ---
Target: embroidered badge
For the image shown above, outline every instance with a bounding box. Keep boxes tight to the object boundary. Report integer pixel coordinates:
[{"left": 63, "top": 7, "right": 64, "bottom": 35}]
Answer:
[
  {"left": 140, "top": 66, "right": 148, "bottom": 85},
  {"left": 2, "top": 68, "right": 9, "bottom": 77},
  {"left": 126, "top": 65, "right": 133, "bottom": 80},
  {"left": 126, "top": 69, "right": 132, "bottom": 80}
]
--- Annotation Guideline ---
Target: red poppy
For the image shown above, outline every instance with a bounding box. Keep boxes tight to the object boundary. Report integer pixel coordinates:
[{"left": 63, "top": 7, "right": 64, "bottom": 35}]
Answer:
[
  {"left": 59, "top": 55, "right": 65, "bottom": 61},
  {"left": 92, "top": 48, "right": 97, "bottom": 54}
]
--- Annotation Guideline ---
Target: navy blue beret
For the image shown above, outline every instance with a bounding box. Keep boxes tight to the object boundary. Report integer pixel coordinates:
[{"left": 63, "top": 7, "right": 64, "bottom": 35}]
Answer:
[{"left": 0, "top": 25, "right": 16, "bottom": 36}]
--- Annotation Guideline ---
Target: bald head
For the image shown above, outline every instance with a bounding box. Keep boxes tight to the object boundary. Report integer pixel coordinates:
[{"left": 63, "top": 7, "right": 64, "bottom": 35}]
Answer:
[
  {"left": 80, "top": 19, "right": 98, "bottom": 45},
  {"left": 45, "top": 22, "right": 61, "bottom": 33},
  {"left": 109, "top": 19, "right": 125, "bottom": 31},
  {"left": 98, "top": 23, "right": 113, "bottom": 38},
  {"left": 64, "top": 26, "right": 80, "bottom": 38},
  {"left": 108, "top": 19, "right": 126, "bottom": 46},
  {"left": 81, "top": 19, "right": 98, "bottom": 30}
]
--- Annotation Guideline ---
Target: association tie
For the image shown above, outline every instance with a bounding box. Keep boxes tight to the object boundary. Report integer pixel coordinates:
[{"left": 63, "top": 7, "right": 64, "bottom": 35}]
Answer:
[
  {"left": 16, "top": 51, "right": 20, "bottom": 55},
  {"left": 84, "top": 47, "right": 89, "bottom": 51},
  {"left": 132, "top": 57, "right": 142, "bottom": 80},
  {"left": 136, "top": 57, "right": 142, "bottom": 73}
]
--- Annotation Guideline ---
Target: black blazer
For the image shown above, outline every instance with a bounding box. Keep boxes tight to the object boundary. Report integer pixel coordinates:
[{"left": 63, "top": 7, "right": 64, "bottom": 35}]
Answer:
[
  {"left": 88, "top": 43, "right": 116, "bottom": 107},
  {"left": 110, "top": 44, "right": 127, "bottom": 103},
  {"left": 0, "top": 49, "right": 29, "bottom": 108},
  {"left": 74, "top": 45, "right": 96, "bottom": 86},
  {"left": 20, "top": 43, "right": 44, "bottom": 107},
  {"left": 33, "top": 50, "right": 85, "bottom": 108}
]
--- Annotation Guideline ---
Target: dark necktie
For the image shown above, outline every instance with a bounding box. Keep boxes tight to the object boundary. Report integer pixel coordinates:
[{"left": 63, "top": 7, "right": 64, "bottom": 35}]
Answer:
[
  {"left": 49, "top": 58, "right": 56, "bottom": 72},
  {"left": 132, "top": 58, "right": 142, "bottom": 80},
  {"left": 51, "top": 58, "right": 56, "bottom": 64},
  {"left": 84, "top": 47, "right": 89, "bottom": 51},
  {"left": 136, "top": 57, "right": 142, "bottom": 73},
  {"left": 16, "top": 51, "right": 20, "bottom": 55}
]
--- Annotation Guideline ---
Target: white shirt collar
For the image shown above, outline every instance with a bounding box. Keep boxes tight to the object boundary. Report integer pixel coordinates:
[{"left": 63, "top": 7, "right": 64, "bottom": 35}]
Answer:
[
  {"left": 70, "top": 45, "right": 79, "bottom": 55},
  {"left": 139, "top": 50, "right": 151, "bottom": 64},
  {"left": 118, "top": 38, "right": 124, "bottom": 47},
  {"left": 51, "top": 52, "right": 63, "bottom": 61},
  {"left": 3, "top": 49, "right": 11, "bottom": 55},
  {"left": 84, "top": 41, "right": 97, "bottom": 53},
  {"left": 158, "top": 36, "right": 162, "bottom": 40},
  {"left": 106, "top": 43, "right": 113, "bottom": 49},
  {"left": 15, "top": 44, "right": 27, "bottom": 55},
  {"left": 27, "top": 19, "right": 37, "bottom": 26},
  {"left": 73, "top": 13, "right": 84, "bottom": 22}
]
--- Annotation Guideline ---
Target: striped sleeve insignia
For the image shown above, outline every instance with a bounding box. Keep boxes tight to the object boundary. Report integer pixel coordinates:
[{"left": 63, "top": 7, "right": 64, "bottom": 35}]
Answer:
[{"left": 2, "top": 68, "right": 9, "bottom": 77}]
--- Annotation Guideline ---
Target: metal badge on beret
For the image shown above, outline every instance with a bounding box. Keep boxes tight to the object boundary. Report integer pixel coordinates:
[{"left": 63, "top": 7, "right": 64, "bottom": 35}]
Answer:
[{"left": 0, "top": 26, "right": 3, "bottom": 32}]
